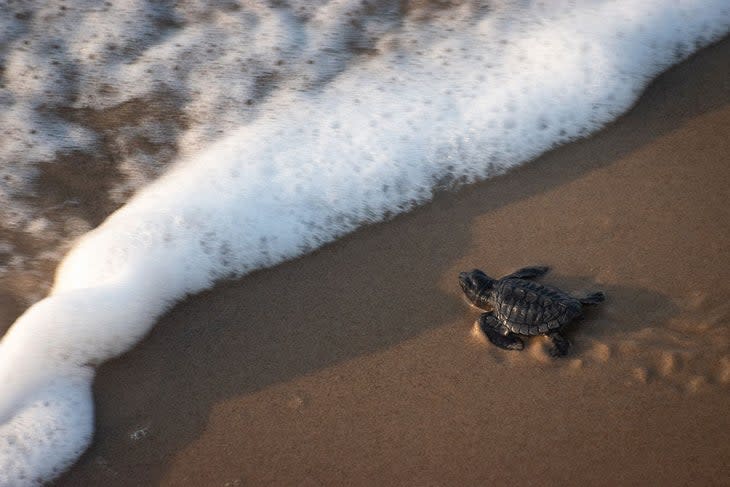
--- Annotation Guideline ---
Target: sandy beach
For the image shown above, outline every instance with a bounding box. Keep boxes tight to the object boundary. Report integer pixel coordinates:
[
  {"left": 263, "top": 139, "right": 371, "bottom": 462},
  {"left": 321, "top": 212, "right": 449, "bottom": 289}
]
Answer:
[{"left": 50, "top": 37, "right": 730, "bottom": 486}]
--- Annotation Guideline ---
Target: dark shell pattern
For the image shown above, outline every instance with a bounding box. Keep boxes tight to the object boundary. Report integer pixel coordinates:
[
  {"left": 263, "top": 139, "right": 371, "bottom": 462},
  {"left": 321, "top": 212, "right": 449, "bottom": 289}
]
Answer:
[{"left": 491, "top": 278, "right": 582, "bottom": 336}]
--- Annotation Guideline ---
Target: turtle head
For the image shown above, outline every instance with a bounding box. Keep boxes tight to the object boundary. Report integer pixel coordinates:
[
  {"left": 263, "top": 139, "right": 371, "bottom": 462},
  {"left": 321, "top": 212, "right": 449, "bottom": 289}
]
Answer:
[{"left": 458, "top": 269, "right": 494, "bottom": 308}]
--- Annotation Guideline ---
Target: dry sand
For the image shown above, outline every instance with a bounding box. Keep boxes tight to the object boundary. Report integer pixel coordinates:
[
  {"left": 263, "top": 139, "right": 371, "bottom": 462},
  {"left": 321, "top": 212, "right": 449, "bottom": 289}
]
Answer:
[{"left": 56, "top": 38, "right": 729, "bottom": 486}]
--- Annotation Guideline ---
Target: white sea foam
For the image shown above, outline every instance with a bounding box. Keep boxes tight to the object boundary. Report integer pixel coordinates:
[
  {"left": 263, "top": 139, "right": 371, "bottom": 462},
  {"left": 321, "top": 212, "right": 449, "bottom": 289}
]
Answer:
[{"left": 1, "top": 1, "right": 729, "bottom": 484}]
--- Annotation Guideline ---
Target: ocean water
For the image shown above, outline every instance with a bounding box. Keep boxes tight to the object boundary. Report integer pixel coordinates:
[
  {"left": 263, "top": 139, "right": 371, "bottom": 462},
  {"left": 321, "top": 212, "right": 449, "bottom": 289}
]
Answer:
[{"left": 0, "top": 1, "right": 728, "bottom": 484}]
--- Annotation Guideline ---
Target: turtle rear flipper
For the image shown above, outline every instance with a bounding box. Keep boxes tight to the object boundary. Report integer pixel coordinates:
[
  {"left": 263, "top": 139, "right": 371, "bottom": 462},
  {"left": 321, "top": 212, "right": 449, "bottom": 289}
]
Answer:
[
  {"left": 547, "top": 331, "right": 571, "bottom": 357},
  {"left": 478, "top": 313, "right": 524, "bottom": 351},
  {"left": 579, "top": 291, "right": 605, "bottom": 305},
  {"left": 504, "top": 266, "right": 550, "bottom": 280}
]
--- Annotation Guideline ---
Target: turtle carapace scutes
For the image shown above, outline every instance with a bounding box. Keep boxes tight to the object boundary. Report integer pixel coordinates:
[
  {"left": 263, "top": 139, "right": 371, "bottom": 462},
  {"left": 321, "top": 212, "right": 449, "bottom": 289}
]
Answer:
[{"left": 458, "top": 266, "right": 605, "bottom": 357}]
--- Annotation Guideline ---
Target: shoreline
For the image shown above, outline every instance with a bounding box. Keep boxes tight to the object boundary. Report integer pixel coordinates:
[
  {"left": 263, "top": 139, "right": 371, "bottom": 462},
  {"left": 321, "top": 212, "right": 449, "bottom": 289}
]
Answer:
[{"left": 54, "top": 37, "right": 730, "bottom": 486}]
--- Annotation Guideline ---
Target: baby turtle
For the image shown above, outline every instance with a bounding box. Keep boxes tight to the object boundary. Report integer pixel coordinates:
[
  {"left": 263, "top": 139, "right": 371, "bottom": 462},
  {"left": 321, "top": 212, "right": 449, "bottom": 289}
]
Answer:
[{"left": 458, "top": 266, "right": 604, "bottom": 357}]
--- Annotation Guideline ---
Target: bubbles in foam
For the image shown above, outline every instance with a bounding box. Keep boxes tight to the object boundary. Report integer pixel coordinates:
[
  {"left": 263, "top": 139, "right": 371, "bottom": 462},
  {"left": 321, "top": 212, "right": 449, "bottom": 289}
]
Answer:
[
  {"left": 0, "top": 374, "right": 93, "bottom": 487},
  {"left": 1, "top": 0, "right": 729, "bottom": 485}
]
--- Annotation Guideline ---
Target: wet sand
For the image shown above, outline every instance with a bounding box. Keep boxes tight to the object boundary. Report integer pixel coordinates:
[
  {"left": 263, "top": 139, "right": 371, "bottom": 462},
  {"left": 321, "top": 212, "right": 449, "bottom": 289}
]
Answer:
[{"left": 56, "top": 38, "right": 729, "bottom": 486}]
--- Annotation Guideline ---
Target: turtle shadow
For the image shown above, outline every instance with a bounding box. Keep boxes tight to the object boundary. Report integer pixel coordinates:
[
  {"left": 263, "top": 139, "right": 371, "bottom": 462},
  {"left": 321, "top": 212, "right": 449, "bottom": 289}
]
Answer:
[{"left": 55, "top": 36, "right": 730, "bottom": 486}]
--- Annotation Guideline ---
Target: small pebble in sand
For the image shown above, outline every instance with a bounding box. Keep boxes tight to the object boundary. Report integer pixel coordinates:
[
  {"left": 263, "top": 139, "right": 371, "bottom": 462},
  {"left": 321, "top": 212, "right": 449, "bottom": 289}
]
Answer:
[
  {"left": 286, "top": 395, "right": 305, "bottom": 410},
  {"left": 128, "top": 424, "right": 151, "bottom": 441}
]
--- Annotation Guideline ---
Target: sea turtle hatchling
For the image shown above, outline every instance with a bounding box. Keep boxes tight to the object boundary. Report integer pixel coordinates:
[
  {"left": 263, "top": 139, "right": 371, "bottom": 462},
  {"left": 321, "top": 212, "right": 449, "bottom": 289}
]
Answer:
[{"left": 458, "top": 266, "right": 605, "bottom": 357}]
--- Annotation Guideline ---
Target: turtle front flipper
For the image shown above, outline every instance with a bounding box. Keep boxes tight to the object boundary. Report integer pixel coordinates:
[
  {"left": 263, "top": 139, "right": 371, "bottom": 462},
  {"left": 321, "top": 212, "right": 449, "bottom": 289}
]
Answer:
[
  {"left": 504, "top": 266, "right": 550, "bottom": 280},
  {"left": 546, "top": 331, "right": 571, "bottom": 357},
  {"left": 478, "top": 313, "right": 524, "bottom": 351}
]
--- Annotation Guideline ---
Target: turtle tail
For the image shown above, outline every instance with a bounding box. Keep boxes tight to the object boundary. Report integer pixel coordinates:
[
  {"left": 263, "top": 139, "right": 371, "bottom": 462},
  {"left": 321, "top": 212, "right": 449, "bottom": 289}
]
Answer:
[{"left": 579, "top": 291, "right": 605, "bottom": 305}]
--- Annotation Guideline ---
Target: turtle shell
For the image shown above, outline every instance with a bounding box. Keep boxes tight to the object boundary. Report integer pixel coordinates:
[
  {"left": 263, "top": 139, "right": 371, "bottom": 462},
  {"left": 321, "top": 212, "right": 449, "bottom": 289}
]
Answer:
[{"left": 492, "top": 278, "right": 582, "bottom": 336}]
